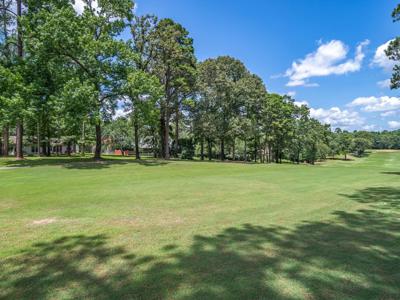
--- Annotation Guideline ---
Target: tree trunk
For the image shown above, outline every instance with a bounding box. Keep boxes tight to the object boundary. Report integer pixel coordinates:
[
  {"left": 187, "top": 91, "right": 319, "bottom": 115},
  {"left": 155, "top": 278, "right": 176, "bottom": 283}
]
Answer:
[
  {"left": 232, "top": 138, "right": 235, "bottom": 161},
  {"left": 94, "top": 123, "right": 102, "bottom": 160},
  {"left": 254, "top": 139, "right": 257, "bottom": 163},
  {"left": 244, "top": 140, "right": 247, "bottom": 162},
  {"left": 160, "top": 112, "right": 165, "bottom": 158},
  {"left": 207, "top": 139, "right": 212, "bottom": 161},
  {"left": 15, "top": 0, "right": 23, "bottom": 160},
  {"left": 163, "top": 110, "right": 170, "bottom": 160},
  {"left": 46, "top": 124, "right": 51, "bottom": 157},
  {"left": 174, "top": 104, "right": 179, "bottom": 157},
  {"left": 37, "top": 118, "right": 41, "bottom": 157},
  {"left": 344, "top": 153, "right": 347, "bottom": 160},
  {"left": 134, "top": 115, "right": 140, "bottom": 160},
  {"left": 2, "top": 125, "right": 9, "bottom": 156},
  {"left": 200, "top": 138, "right": 204, "bottom": 161},
  {"left": 220, "top": 139, "right": 225, "bottom": 161},
  {"left": 1, "top": 0, "right": 10, "bottom": 59},
  {"left": 81, "top": 121, "right": 85, "bottom": 156},
  {"left": 67, "top": 141, "right": 71, "bottom": 156},
  {"left": 269, "top": 145, "right": 272, "bottom": 163},
  {"left": 42, "top": 143, "right": 47, "bottom": 156},
  {"left": 15, "top": 120, "right": 23, "bottom": 160},
  {"left": 152, "top": 128, "right": 158, "bottom": 158}
]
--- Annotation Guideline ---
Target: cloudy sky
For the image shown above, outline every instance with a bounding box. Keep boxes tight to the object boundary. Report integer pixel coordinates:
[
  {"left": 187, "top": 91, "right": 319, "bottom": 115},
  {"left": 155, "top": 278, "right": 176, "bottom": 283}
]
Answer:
[{"left": 128, "top": 0, "right": 400, "bottom": 131}]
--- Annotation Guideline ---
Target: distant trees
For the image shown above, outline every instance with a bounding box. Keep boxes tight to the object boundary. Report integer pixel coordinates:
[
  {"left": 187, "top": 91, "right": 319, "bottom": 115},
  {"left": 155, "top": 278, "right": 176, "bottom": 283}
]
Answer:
[{"left": 0, "top": 0, "right": 398, "bottom": 163}]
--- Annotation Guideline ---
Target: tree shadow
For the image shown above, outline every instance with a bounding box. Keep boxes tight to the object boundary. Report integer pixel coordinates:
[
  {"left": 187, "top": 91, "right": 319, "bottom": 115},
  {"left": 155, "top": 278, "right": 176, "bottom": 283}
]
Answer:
[
  {"left": 2, "top": 157, "right": 169, "bottom": 170},
  {"left": 340, "top": 186, "right": 400, "bottom": 210},
  {"left": 1, "top": 188, "right": 400, "bottom": 299},
  {"left": 327, "top": 157, "right": 355, "bottom": 161},
  {"left": 381, "top": 171, "right": 400, "bottom": 176}
]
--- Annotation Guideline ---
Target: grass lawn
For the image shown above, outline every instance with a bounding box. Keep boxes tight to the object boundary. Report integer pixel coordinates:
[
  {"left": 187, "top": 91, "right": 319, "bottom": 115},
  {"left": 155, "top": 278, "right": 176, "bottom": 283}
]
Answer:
[{"left": 0, "top": 151, "right": 399, "bottom": 299}]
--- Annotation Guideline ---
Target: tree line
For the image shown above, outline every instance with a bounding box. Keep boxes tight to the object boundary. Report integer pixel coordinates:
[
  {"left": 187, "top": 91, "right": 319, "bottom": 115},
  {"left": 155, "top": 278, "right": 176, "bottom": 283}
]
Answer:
[{"left": 0, "top": 0, "right": 399, "bottom": 163}]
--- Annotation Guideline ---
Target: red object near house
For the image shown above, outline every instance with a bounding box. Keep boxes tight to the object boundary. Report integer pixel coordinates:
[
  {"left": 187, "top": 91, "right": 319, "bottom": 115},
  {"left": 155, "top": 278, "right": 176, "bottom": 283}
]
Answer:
[{"left": 114, "top": 150, "right": 130, "bottom": 156}]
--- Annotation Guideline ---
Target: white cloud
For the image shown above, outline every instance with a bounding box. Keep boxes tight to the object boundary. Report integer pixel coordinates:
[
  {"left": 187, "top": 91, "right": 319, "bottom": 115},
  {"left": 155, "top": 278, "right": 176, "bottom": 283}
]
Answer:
[
  {"left": 287, "top": 91, "right": 296, "bottom": 97},
  {"left": 388, "top": 121, "right": 400, "bottom": 129},
  {"left": 348, "top": 96, "right": 400, "bottom": 112},
  {"left": 113, "top": 108, "right": 130, "bottom": 120},
  {"left": 362, "top": 124, "right": 376, "bottom": 131},
  {"left": 347, "top": 96, "right": 377, "bottom": 107},
  {"left": 310, "top": 107, "right": 364, "bottom": 128},
  {"left": 371, "top": 40, "right": 395, "bottom": 71},
  {"left": 294, "top": 100, "right": 309, "bottom": 107},
  {"left": 73, "top": 0, "right": 99, "bottom": 15},
  {"left": 381, "top": 110, "right": 397, "bottom": 117},
  {"left": 377, "top": 79, "right": 391, "bottom": 89},
  {"left": 285, "top": 40, "right": 369, "bottom": 87}
]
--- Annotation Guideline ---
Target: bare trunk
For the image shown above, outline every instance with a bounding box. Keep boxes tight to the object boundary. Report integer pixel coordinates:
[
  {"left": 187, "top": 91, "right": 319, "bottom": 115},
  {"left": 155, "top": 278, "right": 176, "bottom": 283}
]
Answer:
[
  {"left": 220, "top": 139, "right": 225, "bottom": 161},
  {"left": 17, "top": 0, "right": 23, "bottom": 57},
  {"left": 174, "top": 104, "right": 179, "bottom": 157},
  {"left": 67, "top": 141, "right": 71, "bottom": 156},
  {"left": 15, "top": 0, "right": 23, "bottom": 160},
  {"left": 207, "top": 139, "right": 212, "bottom": 161},
  {"left": 160, "top": 112, "right": 165, "bottom": 158},
  {"left": 244, "top": 140, "right": 247, "bottom": 162},
  {"left": 254, "top": 139, "right": 257, "bottom": 163},
  {"left": 37, "top": 118, "right": 41, "bottom": 157},
  {"left": 15, "top": 120, "right": 23, "bottom": 160},
  {"left": 134, "top": 116, "right": 140, "bottom": 160},
  {"left": 232, "top": 138, "right": 235, "bottom": 161},
  {"left": 94, "top": 123, "right": 101, "bottom": 160},
  {"left": 81, "top": 121, "right": 85, "bottom": 156},
  {"left": 164, "top": 110, "right": 170, "bottom": 160},
  {"left": 46, "top": 124, "right": 51, "bottom": 157},
  {"left": 1, "top": 0, "right": 10, "bottom": 58},
  {"left": 2, "top": 125, "right": 9, "bottom": 156},
  {"left": 200, "top": 137, "right": 204, "bottom": 161}
]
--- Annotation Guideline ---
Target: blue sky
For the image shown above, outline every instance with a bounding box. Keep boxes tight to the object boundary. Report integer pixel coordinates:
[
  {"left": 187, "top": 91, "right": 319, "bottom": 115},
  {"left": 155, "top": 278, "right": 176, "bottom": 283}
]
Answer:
[{"left": 133, "top": 0, "right": 400, "bottom": 131}]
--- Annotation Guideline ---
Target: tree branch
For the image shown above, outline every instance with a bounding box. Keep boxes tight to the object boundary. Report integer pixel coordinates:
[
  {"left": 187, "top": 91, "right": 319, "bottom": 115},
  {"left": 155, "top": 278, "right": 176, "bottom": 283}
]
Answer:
[{"left": 0, "top": 6, "right": 17, "bottom": 17}]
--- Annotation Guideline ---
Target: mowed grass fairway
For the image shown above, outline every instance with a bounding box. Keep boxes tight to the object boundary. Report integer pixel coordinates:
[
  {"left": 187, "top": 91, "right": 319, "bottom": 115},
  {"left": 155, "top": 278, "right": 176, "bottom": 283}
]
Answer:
[{"left": 1, "top": 152, "right": 400, "bottom": 299}]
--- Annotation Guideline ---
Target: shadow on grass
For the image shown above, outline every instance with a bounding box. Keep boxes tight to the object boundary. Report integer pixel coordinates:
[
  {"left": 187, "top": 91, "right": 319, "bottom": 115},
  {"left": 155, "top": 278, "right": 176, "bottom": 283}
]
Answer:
[
  {"left": 340, "top": 186, "right": 400, "bottom": 210},
  {"left": 381, "top": 171, "right": 400, "bottom": 176},
  {"left": 327, "top": 157, "right": 355, "bottom": 161},
  {"left": 1, "top": 187, "right": 400, "bottom": 299},
  {"left": 2, "top": 157, "right": 169, "bottom": 169}
]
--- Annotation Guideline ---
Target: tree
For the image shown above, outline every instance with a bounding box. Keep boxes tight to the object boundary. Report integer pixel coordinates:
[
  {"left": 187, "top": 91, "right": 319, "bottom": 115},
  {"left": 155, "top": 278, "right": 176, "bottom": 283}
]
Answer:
[
  {"left": 123, "top": 70, "right": 162, "bottom": 159},
  {"left": 336, "top": 129, "right": 352, "bottom": 160},
  {"left": 28, "top": 0, "right": 135, "bottom": 159},
  {"left": 387, "top": 4, "right": 400, "bottom": 89},
  {"left": 103, "top": 116, "right": 133, "bottom": 152},
  {"left": 351, "top": 137, "right": 371, "bottom": 157},
  {"left": 197, "top": 56, "right": 249, "bottom": 160},
  {"left": 151, "top": 18, "right": 196, "bottom": 159},
  {"left": 125, "top": 15, "right": 161, "bottom": 159},
  {"left": 263, "top": 94, "right": 296, "bottom": 163},
  {"left": 236, "top": 74, "right": 267, "bottom": 162}
]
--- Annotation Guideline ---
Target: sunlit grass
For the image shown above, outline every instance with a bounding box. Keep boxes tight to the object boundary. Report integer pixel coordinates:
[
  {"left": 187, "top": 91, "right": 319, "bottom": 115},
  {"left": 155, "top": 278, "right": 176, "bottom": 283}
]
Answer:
[{"left": 1, "top": 151, "right": 399, "bottom": 299}]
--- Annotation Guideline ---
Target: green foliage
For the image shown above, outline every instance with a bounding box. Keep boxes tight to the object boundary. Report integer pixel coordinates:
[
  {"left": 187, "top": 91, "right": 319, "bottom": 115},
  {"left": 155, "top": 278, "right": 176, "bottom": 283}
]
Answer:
[
  {"left": 351, "top": 137, "right": 372, "bottom": 157},
  {"left": 179, "top": 137, "right": 195, "bottom": 159},
  {"left": 0, "top": 0, "right": 397, "bottom": 162},
  {"left": 386, "top": 4, "right": 400, "bottom": 88}
]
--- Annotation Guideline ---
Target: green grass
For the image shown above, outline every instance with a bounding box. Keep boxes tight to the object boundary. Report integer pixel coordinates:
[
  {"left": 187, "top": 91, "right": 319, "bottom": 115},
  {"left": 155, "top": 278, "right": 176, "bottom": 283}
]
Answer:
[{"left": 1, "top": 151, "right": 399, "bottom": 299}]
